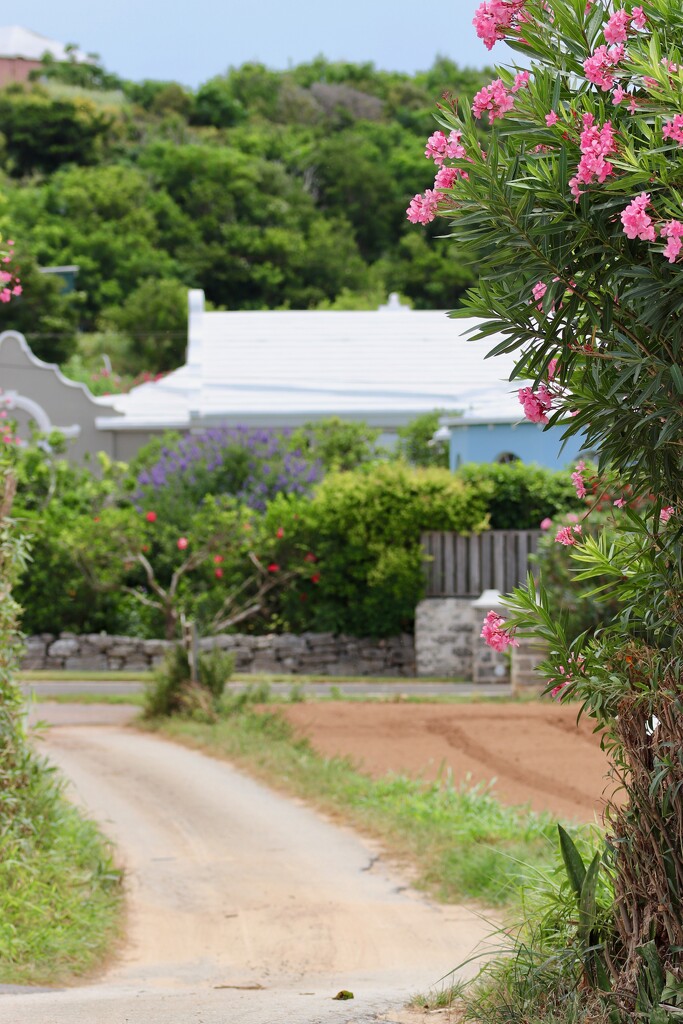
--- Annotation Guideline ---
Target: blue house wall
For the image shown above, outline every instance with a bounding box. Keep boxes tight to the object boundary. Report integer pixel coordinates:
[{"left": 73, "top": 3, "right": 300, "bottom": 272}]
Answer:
[{"left": 448, "top": 421, "right": 587, "bottom": 471}]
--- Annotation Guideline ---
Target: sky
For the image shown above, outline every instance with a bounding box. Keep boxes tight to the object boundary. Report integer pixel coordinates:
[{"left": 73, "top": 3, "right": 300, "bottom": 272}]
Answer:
[{"left": 15, "top": 0, "right": 494, "bottom": 87}]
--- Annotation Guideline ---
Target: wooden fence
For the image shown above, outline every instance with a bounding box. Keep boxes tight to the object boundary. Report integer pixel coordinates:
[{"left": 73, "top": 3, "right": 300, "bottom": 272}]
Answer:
[{"left": 421, "top": 530, "right": 542, "bottom": 597}]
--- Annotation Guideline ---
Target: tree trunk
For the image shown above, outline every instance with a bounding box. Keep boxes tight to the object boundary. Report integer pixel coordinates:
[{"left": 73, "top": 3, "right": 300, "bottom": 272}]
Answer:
[{"left": 606, "top": 692, "right": 683, "bottom": 1002}]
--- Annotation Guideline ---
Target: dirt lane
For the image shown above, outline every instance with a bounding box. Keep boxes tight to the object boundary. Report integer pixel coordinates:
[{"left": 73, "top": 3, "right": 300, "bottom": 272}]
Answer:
[{"left": 3, "top": 724, "right": 494, "bottom": 1024}]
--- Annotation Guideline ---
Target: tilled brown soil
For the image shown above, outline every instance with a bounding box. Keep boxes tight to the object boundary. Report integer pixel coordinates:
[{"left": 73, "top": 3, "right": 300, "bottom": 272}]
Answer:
[{"left": 280, "top": 702, "right": 614, "bottom": 823}]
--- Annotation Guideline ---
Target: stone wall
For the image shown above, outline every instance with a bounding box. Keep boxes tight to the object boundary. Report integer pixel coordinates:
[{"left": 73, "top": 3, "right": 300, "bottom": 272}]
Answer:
[
  {"left": 21, "top": 631, "right": 416, "bottom": 677},
  {"left": 415, "top": 597, "right": 509, "bottom": 682}
]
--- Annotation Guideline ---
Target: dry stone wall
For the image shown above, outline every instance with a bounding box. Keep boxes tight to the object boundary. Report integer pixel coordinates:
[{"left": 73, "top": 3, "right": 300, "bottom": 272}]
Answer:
[
  {"left": 415, "top": 597, "right": 510, "bottom": 682},
  {"left": 22, "top": 631, "right": 416, "bottom": 677}
]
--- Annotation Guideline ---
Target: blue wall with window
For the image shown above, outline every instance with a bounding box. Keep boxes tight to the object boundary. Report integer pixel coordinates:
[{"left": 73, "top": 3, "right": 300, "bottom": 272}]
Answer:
[{"left": 448, "top": 420, "right": 587, "bottom": 471}]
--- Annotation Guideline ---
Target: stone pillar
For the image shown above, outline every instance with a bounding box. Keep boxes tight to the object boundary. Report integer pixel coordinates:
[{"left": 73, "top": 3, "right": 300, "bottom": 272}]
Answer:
[
  {"left": 415, "top": 598, "right": 476, "bottom": 678},
  {"left": 511, "top": 635, "right": 548, "bottom": 696}
]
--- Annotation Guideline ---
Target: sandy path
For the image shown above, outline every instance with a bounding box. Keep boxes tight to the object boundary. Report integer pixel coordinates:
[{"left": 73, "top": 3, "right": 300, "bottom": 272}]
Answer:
[
  {"left": 280, "top": 702, "right": 614, "bottom": 822},
  {"left": 2, "top": 724, "right": 494, "bottom": 1024}
]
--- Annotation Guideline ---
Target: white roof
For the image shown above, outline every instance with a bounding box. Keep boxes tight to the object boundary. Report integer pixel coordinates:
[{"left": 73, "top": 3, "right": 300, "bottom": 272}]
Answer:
[
  {"left": 0, "top": 26, "right": 90, "bottom": 63},
  {"left": 101, "top": 291, "right": 524, "bottom": 432}
]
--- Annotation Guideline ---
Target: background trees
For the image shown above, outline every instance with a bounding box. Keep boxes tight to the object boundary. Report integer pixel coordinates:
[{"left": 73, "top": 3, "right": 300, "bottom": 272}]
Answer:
[{"left": 0, "top": 54, "right": 492, "bottom": 374}]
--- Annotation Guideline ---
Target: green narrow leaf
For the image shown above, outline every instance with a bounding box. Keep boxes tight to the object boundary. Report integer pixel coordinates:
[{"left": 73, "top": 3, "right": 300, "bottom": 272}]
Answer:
[
  {"left": 578, "top": 852, "right": 601, "bottom": 944},
  {"left": 558, "top": 824, "right": 586, "bottom": 900}
]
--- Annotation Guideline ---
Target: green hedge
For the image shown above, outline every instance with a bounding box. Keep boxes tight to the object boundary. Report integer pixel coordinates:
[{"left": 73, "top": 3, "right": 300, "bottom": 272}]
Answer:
[{"left": 261, "top": 462, "right": 490, "bottom": 636}]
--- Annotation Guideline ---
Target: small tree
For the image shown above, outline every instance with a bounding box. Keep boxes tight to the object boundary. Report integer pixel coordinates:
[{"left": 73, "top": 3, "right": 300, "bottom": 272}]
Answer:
[
  {"left": 409, "top": 0, "right": 683, "bottom": 1012},
  {"left": 71, "top": 499, "right": 299, "bottom": 641}
]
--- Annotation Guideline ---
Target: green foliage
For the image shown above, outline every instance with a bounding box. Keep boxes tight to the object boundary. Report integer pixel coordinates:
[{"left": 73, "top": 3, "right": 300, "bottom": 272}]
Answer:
[
  {"left": 396, "top": 410, "right": 449, "bottom": 468},
  {"left": 264, "top": 462, "right": 489, "bottom": 635},
  {"left": 100, "top": 276, "right": 187, "bottom": 371},
  {"left": 142, "top": 643, "right": 234, "bottom": 719},
  {"left": 287, "top": 418, "right": 382, "bottom": 472},
  {"left": 0, "top": 245, "right": 81, "bottom": 364},
  {"left": 0, "top": 85, "right": 114, "bottom": 175},
  {"left": 456, "top": 461, "right": 583, "bottom": 529}
]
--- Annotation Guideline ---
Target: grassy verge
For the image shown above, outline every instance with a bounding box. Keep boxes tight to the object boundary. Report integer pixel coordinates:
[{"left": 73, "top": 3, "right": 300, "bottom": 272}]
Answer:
[
  {"left": 19, "top": 670, "right": 153, "bottom": 683},
  {"left": 19, "top": 669, "right": 466, "bottom": 685},
  {"left": 0, "top": 756, "right": 123, "bottom": 985},
  {"left": 34, "top": 692, "right": 145, "bottom": 706},
  {"left": 146, "top": 703, "right": 571, "bottom": 909}
]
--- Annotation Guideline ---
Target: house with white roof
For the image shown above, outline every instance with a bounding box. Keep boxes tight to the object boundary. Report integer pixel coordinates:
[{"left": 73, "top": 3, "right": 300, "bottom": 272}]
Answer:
[{"left": 0, "top": 290, "right": 585, "bottom": 467}]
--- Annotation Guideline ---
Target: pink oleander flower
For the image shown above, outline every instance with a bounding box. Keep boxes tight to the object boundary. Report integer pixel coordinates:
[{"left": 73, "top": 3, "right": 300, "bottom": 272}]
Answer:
[
  {"left": 555, "top": 524, "right": 583, "bottom": 546},
  {"left": 532, "top": 280, "right": 547, "bottom": 305},
  {"left": 540, "top": 517, "right": 553, "bottom": 530},
  {"left": 547, "top": 357, "right": 559, "bottom": 380},
  {"left": 663, "top": 114, "right": 683, "bottom": 146},
  {"left": 518, "top": 384, "right": 553, "bottom": 424},
  {"left": 472, "top": 78, "right": 515, "bottom": 122},
  {"left": 434, "top": 166, "right": 458, "bottom": 190},
  {"left": 584, "top": 43, "right": 625, "bottom": 91},
  {"left": 512, "top": 70, "right": 530, "bottom": 92},
  {"left": 660, "top": 506, "right": 675, "bottom": 523},
  {"left": 480, "top": 609, "right": 519, "bottom": 652},
  {"left": 11, "top": 284, "right": 21, "bottom": 296},
  {"left": 621, "top": 192, "right": 656, "bottom": 241},
  {"left": 569, "top": 116, "right": 617, "bottom": 202},
  {"left": 406, "top": 189, "right": 440, "bottom": 225},
  {"left": 614, "top": 497, "right": 627, "bottom": 508},
  {"left": 612, "top": 85, "right": 626, "bottom": 105},
  {"left": 472, "top": 0, "right": 528, "bottom": 50},
  {"left": 424, "top": 129, "right": 467, "bottom": 166},
  {"left": 631, "top": 6, "right": 646, "bottom": 30},
  {"left": 604, "top": 8, "right": 630, "bottom": 44},
  {"left": 571, "top": 460, "right": 587, "bottom": 499},
  {"left": 545, "top": 110, "right": 559, "bottom": 126},
  {"left": 660, "top": 220, "right": 683, "bottom": 262},
  {"left": 628, "top": 96, "right": 638, "bottom": 114}
]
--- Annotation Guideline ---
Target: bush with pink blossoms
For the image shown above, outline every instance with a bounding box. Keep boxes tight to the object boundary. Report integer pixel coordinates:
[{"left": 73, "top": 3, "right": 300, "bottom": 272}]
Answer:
[{"left": 408, "top": 0, "right": 683, "bottom": 1009}]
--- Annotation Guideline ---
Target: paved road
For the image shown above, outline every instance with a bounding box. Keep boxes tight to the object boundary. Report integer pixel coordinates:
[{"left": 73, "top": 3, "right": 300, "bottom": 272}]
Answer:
[{"left": 2, "top": 722, "right": 496, "bottom": 1024}]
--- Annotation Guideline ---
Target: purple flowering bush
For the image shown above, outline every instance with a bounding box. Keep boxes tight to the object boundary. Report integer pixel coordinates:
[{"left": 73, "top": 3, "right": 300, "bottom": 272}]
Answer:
[{"left": 132, "top": 426, "right": 322, "bottom": 526}]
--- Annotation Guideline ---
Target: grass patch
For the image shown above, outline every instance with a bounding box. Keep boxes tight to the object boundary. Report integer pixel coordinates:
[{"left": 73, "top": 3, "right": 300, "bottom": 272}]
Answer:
[
  {"left": 34, "top": 692, "right": 144, "bottom": 706},
  {"left": 0, "top": 756, "right": 123, "bottom": 985},
  {"left": 19, "top": 670, "right": 153, "bottom": 683},
  {"left": 147, "top": 702, "right": 569, "bottom": 909}
]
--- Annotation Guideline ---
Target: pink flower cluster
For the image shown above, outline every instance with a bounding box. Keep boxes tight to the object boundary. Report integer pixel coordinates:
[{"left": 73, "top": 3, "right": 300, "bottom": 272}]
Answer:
[
  {"left": 0, "top": 240, "right": 21, "bottom": 303},
  {"left": 480, "top": 610, "right": 519, "bottom": 652},
  {"left": 571, "top": 460, "right": 587, "bottom": 499},
  {"left": 621, "top": 192, "right": 656, "bottom": 241},
  {"left": 663, "top": 114, "right": 683, "bottom": 146},
  {"left": 406, "top": 189, "right": 441, "bottom": 225},
  {"left": 425, "top": 129, "right": 466, "bottom": 166},
  {"left": 549, "top": 653, "right": 585, "bottom": 699},
  {"left": 618, "top": 197, "right": 683, "bottom": 263},
  {"left": 660, "top": 506, "right": 675, "bottom": 523},
  {"left": 472, "top": 79, "right": 515, "bottom": 122},
  {"left": 518, "top": 384, "right": 553, "bottom": 424},
  {"left": 661, "top": 220, "right": 683, "bottom": 263},
  {"left": 584, "top": 43, "right": 625, "bottom": 91},
  {"left": 603, "top": 5, "right": 646, "bottom": 45},
  {"left": 472, "top": 0, "right": 528, "bottom": 50},
  {"left": 555, "top": 523, "right": 583, "bottom": 546},
  {"left": 569, "top": 115, "right": 616, "bottom": 202}
]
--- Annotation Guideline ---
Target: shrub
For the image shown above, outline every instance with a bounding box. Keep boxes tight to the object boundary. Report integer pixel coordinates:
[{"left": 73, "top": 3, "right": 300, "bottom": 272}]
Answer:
[
  {"left": 143, "top": 644, "right": 234, "bottom": 719},
  {"left": 456, "top": 461, "right": 583, "bottom": 529},
  {"left": 262, "top": 461, "right": 490, "bottom": 635}
]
